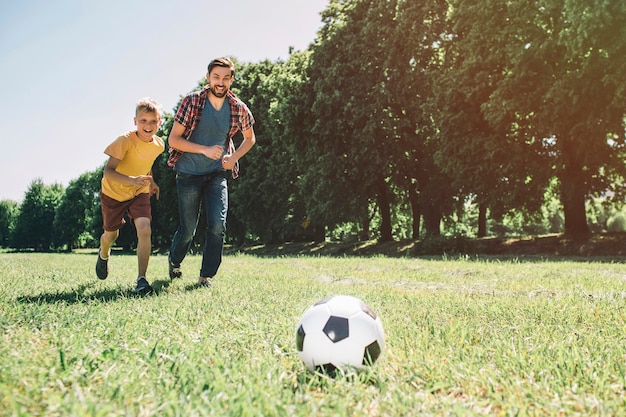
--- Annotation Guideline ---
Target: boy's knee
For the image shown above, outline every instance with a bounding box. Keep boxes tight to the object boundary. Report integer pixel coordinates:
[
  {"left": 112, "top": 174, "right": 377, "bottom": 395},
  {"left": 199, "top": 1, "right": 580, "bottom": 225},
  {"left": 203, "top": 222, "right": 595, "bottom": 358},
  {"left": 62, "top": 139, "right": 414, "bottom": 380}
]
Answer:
[
  {"left": 137, "top": 227, "right": 151, "bottom": 238},
  {"left": 102, "top": 229, "right": 119, "bottom": 243},
  {"left": 135, "top": 218, "right": 152, "bottom": 237}
]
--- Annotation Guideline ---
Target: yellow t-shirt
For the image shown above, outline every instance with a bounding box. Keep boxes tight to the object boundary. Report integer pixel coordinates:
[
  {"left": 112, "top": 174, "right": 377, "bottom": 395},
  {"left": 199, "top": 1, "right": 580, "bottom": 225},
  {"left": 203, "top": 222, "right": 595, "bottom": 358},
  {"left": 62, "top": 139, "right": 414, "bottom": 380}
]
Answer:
[{"left": 101, "top": 131, "right": 165, "bottom": 202}]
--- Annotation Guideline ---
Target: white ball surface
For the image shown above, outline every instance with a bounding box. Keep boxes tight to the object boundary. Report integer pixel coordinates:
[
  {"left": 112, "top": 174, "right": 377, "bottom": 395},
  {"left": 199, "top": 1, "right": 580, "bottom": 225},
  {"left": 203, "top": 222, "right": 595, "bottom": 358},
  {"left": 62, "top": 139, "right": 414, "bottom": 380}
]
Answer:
[{"left": 296, "top": 295, "right": 385, "bottom": 374}]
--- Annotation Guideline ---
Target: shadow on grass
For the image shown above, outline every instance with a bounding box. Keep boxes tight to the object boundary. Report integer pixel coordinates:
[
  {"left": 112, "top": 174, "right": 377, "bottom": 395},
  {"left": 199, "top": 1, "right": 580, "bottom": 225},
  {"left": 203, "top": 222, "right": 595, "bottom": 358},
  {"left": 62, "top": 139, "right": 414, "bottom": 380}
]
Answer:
[
  {"left": 293, "top": 366, "right": 384, "bottom": 389},
  {"left": 226, "top": 233, "right": 626, "bottom": 263},
  {"left": 17, "top": 283, "right": 135, "bottom": 304},
  {"left": 14, "top": 278, "right": 205, "bottom": 305}
]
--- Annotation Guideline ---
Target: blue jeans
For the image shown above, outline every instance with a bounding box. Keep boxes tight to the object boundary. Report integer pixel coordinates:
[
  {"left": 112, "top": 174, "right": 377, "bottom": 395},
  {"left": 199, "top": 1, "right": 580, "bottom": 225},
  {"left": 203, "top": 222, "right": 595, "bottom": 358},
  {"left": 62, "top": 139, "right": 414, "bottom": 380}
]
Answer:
[{"left": 169, "top": 172, "right": 228, "bottom": 278}]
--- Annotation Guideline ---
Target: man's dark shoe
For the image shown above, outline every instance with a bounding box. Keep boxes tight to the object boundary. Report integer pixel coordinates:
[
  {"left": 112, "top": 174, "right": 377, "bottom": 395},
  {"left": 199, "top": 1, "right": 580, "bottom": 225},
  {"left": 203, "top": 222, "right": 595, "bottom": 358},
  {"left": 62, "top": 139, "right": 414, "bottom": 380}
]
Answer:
[
  {"left": 169, "top": 260, "right": 182, "bottom": 280},
  {"left": 96, "top": 251, "right": 109, "bottom": 280},
  {"left": 198, "top": 277, "right": 211, "bottom": 288},
  {"left": 134, "top": 276, "right": 154, "bottom": 295}
]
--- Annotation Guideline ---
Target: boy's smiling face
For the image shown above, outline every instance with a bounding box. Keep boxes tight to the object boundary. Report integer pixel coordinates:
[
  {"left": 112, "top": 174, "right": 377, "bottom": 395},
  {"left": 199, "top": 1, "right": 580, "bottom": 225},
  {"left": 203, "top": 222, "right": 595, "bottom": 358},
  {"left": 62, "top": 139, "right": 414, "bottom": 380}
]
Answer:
[{"left": 134, "top": 110, "right": 161, "bottom": 142}]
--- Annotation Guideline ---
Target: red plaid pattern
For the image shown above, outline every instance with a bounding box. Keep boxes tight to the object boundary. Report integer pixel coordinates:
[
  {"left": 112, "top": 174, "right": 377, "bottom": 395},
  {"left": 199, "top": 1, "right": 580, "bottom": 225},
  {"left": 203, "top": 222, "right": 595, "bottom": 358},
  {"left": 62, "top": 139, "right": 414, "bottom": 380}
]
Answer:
[{"left": 167, "top": 85, "right": 254, "bottom": 179}]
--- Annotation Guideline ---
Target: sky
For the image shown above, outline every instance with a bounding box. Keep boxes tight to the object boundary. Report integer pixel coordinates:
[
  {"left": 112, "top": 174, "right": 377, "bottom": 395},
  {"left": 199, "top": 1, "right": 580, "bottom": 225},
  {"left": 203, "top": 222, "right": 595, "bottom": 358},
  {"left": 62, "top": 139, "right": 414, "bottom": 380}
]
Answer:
[{"left": 0, "top": 0, "right": 329, "bottom": 202}]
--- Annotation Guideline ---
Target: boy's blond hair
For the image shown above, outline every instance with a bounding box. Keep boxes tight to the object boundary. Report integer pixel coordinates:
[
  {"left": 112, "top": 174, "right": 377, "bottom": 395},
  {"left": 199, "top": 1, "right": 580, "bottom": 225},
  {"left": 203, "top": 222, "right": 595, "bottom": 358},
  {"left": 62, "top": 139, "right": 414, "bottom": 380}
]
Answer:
[{"left": 136, "top": 97, "right": 162, "bottom": 119}]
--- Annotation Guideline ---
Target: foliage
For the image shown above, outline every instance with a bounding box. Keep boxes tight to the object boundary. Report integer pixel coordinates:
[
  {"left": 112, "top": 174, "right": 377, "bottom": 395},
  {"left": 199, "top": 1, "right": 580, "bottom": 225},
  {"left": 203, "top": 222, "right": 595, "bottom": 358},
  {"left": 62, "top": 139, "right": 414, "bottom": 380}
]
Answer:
[
  {"left": 586, "top": 196, "right": 626, "bottom": 233},
  {"left": 435, "top": 0, "right": 550, "bottom": 233},
  {"left": 477, "top": 0, "right": 626, "bottom": 235},
  {"left": 150, "top": 111, "right": 179, "bottom": 250},
  {"left": 228, "top": 60, "right": 301, "bottom": 244},
  {"left": 607, "top": 210, "right": 626, "bottom": 232},
  {"left": 269, "top": 52, "right": 326, "bottom": 243},
  {"left": 305, "top": 0, "right": 423, "bottom": 240},
  {"left": 3, "top": 0, "right": 626, "bottom": 249},
  {"left": 52, "top": 170, "right": 101, "bottom": 250},
  {"left": 11, "top": 179, "right": 64, "bottom": 251},
  {"left": 387, "top": 0, "right": 456, "bottom": 238},
  {"left": 0, "top": 200, "right": 18, "bottom": 247}
]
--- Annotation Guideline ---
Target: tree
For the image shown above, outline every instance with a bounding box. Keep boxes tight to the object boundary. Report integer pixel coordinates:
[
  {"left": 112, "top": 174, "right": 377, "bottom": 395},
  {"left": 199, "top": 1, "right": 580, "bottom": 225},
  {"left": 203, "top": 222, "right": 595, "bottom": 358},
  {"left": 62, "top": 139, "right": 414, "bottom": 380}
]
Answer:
[
  {"left": 150, "top": 111, "right": 178, "bottom": 250},
  {"left": 482, "top": 0, "right": 626, "bottom": 236},
  {"left": 386, "top": 0, "right": 454, "bottom": 238},
  {"left": 52, "top": 170, "right": 101, "bottom": 250},
  {"left": 303, "top": 0, "right": 403, "bottom": 241},
  {"left": 227, "top": 59, "right": 300, "bottom": 244},
  {"left": 433, "top": 0, "right": 552, "bottom": 237},
  {"left": 11, "top": 179, "right": 64, "bottom": 251},
  {"left": 230, "top": 55, "right": 326, "bottom": 244},
  {"left": 0, "top": 200, "right": 18, "bottom": 247}
]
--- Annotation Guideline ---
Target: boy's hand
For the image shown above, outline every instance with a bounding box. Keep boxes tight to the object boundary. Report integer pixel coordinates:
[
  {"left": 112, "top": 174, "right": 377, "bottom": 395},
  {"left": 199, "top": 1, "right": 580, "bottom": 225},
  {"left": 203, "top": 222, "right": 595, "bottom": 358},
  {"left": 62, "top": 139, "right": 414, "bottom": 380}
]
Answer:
[
  {"left": 150, "top": 181, "right": 160, "bottom": 200},
  {"left": 132, "top": 175, "right": 153, "bottom": 187}
]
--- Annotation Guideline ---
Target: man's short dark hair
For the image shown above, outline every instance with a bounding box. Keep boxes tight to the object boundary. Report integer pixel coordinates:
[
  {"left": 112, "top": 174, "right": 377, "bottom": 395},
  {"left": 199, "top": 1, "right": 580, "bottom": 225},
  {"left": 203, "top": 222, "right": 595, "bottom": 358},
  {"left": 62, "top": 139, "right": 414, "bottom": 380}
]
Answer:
[{"left": 208, "top": 57, "right": 235, "bottom": 76}]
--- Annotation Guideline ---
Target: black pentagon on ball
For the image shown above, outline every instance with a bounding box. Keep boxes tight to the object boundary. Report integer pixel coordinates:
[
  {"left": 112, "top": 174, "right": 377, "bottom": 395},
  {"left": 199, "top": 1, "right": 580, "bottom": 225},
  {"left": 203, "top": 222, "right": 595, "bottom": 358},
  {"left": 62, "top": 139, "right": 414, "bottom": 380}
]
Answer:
[
  {"left": 363, "top": 340, "right": 382, "bottom": 365},
  {"left": 296, "top": 325, "right": 305, "bottom": 351},
  {"left": 323, "top": 316, "right": 349, "bottom": 342},
  {"left": 315, "top": 363, "right": 339, "bottom": 377}
]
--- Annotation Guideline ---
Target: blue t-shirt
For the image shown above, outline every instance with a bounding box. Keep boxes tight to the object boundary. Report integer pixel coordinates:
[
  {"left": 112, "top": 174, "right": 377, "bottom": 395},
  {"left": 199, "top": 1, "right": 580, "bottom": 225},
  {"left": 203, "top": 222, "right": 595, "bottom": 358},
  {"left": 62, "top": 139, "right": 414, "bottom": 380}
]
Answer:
[{"left": 174, "top": 102, "right": 230, "bottom": 175}]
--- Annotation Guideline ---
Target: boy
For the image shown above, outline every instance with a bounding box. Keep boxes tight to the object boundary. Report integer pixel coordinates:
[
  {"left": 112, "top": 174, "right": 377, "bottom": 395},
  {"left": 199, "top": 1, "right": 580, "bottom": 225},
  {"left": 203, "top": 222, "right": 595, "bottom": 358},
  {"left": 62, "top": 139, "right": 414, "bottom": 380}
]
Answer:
[{"left": 96, "top": 98, "right": 165, "bottom": 295}]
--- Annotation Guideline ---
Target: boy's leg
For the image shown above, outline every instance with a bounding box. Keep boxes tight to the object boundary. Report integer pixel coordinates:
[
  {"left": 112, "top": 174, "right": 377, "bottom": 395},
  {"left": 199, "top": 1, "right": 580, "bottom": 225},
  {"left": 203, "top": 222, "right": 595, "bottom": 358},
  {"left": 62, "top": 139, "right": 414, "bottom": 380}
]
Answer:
[
  {"left": 97, "top": 193, "right": 127, "bottom": 279},
  {"left": 127, "top": 194, "right": 154, "bottom": 295},
  {"left": 99, "top": 229, "right": 119, "bottom": 259},
  {"left": 134, "top": 217, "right": 151, "bottom": 278},
  {"left": 96, "top": 229, "right": 118, "bottom": 279}
]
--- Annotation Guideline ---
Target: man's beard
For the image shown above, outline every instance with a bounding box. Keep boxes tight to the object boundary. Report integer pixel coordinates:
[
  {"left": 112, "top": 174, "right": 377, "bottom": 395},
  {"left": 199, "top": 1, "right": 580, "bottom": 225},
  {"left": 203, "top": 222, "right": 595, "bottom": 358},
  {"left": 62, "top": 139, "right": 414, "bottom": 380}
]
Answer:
[{"left": 210, "top": 85, "right": 228, "bottom": 98}]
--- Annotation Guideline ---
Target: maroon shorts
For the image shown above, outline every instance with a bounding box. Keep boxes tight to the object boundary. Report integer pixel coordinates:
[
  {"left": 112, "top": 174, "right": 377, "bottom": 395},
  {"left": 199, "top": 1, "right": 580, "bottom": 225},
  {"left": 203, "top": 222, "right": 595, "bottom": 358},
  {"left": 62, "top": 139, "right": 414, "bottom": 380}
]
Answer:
[{"left": 100, "top": 192, "right": 152, "bottom": 232}]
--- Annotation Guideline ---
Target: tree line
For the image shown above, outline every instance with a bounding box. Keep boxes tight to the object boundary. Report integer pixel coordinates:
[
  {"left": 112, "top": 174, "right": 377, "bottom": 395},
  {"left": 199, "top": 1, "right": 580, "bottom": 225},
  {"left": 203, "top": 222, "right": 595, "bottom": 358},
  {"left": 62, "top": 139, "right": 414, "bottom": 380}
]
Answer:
[{"left": 2, "top": 0, "right": 626, "bottom": 252}]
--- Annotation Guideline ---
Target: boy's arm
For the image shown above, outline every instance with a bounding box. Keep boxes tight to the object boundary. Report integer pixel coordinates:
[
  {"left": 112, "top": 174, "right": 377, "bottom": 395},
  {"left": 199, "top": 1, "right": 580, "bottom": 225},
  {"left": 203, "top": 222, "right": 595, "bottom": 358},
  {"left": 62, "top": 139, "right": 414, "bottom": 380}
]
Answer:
[
  {"left": 168, "top": 121, "right": 224, "bottom": 160},
  {"left": 148, "top": 170, "right": 160, "bottom": 200},
  {"left": 104, "top": 157, "right": 152, "bottom": 188}
]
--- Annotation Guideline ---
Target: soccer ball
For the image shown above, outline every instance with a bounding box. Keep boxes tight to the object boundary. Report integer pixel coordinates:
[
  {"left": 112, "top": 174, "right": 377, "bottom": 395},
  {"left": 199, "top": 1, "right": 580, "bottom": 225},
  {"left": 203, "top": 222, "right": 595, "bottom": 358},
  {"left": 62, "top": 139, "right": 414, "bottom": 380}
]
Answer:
[{"left": 296, "top": 295, "right": 385, "bottom": 374}]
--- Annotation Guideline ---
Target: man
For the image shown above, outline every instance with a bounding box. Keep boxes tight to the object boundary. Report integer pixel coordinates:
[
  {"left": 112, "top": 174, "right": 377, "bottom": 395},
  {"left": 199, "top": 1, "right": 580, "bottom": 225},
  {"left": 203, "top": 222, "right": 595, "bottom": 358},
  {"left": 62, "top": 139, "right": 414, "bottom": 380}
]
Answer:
[{"left": 167, "top": 57, "right": 256, "bottom": 287}]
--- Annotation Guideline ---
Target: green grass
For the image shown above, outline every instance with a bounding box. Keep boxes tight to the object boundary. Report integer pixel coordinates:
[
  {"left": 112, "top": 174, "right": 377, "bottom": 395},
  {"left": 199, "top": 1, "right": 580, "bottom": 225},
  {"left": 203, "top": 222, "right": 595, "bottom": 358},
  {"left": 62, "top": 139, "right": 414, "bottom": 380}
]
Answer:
[{"left": 1, "top": 252, "right": 625, "bottom": 416}]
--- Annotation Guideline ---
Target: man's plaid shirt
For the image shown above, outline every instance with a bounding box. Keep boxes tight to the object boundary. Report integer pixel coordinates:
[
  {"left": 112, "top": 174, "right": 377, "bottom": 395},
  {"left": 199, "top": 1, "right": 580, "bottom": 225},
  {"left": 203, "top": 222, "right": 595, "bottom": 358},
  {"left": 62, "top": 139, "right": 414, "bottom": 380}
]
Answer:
[{"left": 167, "top": 85, "right": 255, "bottom": 179}]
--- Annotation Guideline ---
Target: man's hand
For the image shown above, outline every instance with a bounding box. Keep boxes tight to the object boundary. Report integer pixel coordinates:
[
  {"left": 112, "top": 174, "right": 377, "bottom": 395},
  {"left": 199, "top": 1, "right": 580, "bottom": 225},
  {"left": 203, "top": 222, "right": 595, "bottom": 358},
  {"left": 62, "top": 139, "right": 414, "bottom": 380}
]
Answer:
[
  {"left": 222, "top": 154, "right": 237, "bottom": 170},
  {"left": 202, "top": 145, "right": 225, "bottom": 160}
]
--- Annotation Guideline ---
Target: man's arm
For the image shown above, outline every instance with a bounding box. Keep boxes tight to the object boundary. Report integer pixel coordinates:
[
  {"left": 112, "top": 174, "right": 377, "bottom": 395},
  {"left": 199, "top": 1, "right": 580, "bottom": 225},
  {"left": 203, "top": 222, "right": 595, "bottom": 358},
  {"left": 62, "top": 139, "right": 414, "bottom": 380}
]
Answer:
[
  {"left": 168, "top": 121, "right": 224, "bottom": 160},
  {"left": 222, "top": 127, "right": 256, "bottom": 170}
]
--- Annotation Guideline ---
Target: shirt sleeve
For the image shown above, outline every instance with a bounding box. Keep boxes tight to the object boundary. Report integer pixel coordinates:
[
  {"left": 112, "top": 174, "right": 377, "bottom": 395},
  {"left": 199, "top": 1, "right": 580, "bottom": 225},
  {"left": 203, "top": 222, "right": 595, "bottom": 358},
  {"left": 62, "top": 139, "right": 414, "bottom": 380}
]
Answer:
[
  {"left": 104, "top": 135, "right": 130, "bottom": 161},
  {"left": 239, "top": 102, "right": 255, "bottom": 132},
  {"left": 174, "top": 96, "right": 190, "bottom": 127}
]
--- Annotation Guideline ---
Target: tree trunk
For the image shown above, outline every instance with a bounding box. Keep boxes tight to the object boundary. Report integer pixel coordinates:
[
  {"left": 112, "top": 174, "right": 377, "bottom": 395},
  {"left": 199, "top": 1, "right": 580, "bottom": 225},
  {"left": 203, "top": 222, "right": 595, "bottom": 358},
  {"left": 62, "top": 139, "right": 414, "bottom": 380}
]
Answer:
[
  {"left": 409, "top": 186, "right": 421, "bottom": 239},
  {"left": 561, "top": 178, "right": 589, "bottom": 237},
  {"left": 560, "top": 162, "right": 590, "bottom": 237},
  {"left": 313, "top": 223, "right": 326, "bottom": 243},
  {"left": 477, "top": 202, "right": 487, "bottom": 238},
  {"left": 422, "top": 201, "right": 442, "bottom": 238},
  {"left": 377, "top": 179, "right": 392, "bottom": 242}
]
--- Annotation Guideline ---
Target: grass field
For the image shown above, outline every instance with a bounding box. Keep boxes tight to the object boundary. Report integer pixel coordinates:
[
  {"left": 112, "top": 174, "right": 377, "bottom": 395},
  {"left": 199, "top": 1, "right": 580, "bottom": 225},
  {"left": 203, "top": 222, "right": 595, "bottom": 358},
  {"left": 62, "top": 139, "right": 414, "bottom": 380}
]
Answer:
[{"left": 1, "top": 251, "right": 625, "bottom": 416}]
